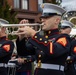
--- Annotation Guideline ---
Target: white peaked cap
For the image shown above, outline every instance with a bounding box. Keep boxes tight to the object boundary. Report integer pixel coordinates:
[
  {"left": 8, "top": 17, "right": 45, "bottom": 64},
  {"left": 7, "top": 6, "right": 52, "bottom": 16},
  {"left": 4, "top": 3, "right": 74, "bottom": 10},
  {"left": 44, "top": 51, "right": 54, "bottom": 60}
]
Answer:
[
  {"left": 0, "top": 18, "right": 9, "bottom": 24},
  {"left": 61, "top": 20, "right": 74, "bottom": 28},
  {"left": 40, "top": 3, "right": 66, "bottom": 18}
]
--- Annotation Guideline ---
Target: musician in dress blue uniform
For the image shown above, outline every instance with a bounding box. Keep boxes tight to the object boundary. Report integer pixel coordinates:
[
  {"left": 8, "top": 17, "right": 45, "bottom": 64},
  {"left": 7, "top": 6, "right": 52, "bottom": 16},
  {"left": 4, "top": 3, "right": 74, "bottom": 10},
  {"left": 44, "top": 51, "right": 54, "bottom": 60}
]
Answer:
[
  {"left": 16, "top": 3, "right": 71, "bottom": 75},
  {"left": 16, "top": 20, "right": 33, "bottom": 75},
  {"left": 60, "top": 20, "right": 76, "bottom": 75},
  {"left": 60, "top": 20, "right": 74, "bottom": 34},
  {"left": 0, "top": 18, "right": 14, "bottom": 75}
]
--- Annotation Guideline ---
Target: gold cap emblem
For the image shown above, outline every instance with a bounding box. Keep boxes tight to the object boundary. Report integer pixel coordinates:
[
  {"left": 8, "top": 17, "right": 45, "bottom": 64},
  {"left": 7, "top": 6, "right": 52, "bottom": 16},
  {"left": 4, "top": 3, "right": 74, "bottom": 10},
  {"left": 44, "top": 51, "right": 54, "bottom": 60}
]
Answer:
[{"left": 42, "top": 4, "right": 44, "bottom": 8}]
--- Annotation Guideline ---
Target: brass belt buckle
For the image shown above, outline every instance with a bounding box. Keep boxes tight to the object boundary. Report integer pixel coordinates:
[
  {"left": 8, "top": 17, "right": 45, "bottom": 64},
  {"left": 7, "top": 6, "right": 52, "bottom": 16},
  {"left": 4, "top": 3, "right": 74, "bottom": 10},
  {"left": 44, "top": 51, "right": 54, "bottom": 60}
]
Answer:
[{"left": 37, "top": 60, "right": 41, "bottom": 68}]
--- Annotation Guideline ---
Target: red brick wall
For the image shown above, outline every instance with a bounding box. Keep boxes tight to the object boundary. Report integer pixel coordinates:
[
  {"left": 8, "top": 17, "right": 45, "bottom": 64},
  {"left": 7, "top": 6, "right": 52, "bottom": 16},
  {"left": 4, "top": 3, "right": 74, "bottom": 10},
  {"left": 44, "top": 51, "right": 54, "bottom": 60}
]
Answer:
[
  {"left": 29, "top": 0, "right": 38, "bottom": 11},
  {"left": 7, "top": 0, "right": 13, "bottom": 7}
]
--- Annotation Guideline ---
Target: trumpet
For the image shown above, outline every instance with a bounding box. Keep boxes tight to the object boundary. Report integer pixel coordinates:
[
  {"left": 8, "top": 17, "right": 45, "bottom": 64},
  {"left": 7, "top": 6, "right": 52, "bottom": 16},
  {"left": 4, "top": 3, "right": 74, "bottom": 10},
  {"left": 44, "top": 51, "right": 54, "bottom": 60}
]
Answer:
[{"left": 0, "top": 23, "right": 43, "bottom": 35}]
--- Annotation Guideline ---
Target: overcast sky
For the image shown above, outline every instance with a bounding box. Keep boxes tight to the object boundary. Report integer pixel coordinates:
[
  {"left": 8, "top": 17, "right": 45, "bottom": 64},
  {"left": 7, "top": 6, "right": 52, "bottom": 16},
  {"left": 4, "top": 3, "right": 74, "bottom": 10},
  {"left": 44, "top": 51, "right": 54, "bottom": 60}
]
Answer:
[
  {"left": 61, "top": 0, "right": 76, "bottom": 11},
  {"left": 62, "top": 0, "right": 75, "bottom": 2}
]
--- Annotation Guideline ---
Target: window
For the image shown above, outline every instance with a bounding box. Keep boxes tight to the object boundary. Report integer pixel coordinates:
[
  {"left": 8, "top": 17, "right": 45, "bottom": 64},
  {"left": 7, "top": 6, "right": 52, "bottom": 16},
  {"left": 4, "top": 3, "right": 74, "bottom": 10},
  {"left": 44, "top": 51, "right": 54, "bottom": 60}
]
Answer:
[
  {"left": 13, "top": 0, "right": 19, "bottom": 8},
  {"left": 21, "top": 0, "right": 28, "bottom": 10}
]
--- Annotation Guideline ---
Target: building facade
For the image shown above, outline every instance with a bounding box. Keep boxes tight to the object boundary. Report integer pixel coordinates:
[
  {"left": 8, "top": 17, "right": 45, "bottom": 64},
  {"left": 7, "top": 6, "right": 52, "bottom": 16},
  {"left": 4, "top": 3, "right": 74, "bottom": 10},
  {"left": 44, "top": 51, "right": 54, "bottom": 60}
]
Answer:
[
  {"left": 6, "top": 0, "right": 53, "bottom": 23},
  {"left": 6, "top": 0, "right": 43, "bottom": 23},
  {"left": 7, "top": 0, "right": 38, "bottom": 23}
]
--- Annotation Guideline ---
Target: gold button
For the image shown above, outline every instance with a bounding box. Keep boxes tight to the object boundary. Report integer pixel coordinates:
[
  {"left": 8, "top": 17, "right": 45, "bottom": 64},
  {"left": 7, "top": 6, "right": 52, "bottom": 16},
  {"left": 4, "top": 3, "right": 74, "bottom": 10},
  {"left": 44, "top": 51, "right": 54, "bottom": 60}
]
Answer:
[
  {"left": 39, "top": 60, "right": 41, "bottom": 62},
  {"left": 42, "top": 4, "right": 44, "bottom": 8},
  {"left": 39, "top": 55, "right": 41, "bottom": 57},
  {"left": 40, "top": 38, "right": 42, "bottom": 41},
  {"left": 48, "top": 31, "right": 51, "bottom": 34},
  {"left": 45, "top": 36, "right": 48, "bottom": 38},
  {"left": 35, "top": 36, "right": 37, "bottom": 38},
  {"left": 41, "top": 51, "right": 43, "bottom": 52},
  {"left": 44, "top": 41, "right": 47, "bottom": 43}
]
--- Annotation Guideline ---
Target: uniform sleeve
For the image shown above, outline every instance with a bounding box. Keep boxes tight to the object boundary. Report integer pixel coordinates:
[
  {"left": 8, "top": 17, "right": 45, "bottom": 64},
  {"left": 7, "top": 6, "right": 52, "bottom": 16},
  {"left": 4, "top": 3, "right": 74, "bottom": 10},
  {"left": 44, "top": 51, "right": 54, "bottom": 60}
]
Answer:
[
  {"left": 16, "top": 37, "right": 36, "bottom": 63},
  {"left": 70, "top": 40, "right": 76, "bottom": 61},
  {"left": 29, "top": 33, "right": 71, "bottom": 58},
  {"left": 16, "top": 37, "right": 35, "bottom": 56},
  {"left": 0, "top": 40, "right": 14, "bottom": 58}
]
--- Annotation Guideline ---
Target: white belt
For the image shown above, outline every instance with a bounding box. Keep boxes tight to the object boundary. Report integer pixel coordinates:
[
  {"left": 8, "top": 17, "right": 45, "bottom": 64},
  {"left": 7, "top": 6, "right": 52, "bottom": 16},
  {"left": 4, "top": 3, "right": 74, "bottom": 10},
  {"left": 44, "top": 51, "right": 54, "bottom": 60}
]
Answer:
[
  {"left": 35, "top": 63, "right": 64, "bottom": 71},
  {"left": 7, "top": 63, "right": 16, "bottom": 68},
  {"left": 0, "top": 63, "right": 7, "bottom": 67},
  {"left": 0, "top": 63, "right": 16, "bottom": 68}
]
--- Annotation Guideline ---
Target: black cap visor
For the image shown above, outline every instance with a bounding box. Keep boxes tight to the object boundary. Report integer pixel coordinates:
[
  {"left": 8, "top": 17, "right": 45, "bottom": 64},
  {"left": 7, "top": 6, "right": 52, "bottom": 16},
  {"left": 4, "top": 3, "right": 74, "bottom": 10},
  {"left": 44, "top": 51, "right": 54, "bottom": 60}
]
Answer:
[
  {"left": 60, "top": 26, "right": 71, "bottom": 29},
  {"left": 40, "top": 13, "right": 61, "bottom": 18}
]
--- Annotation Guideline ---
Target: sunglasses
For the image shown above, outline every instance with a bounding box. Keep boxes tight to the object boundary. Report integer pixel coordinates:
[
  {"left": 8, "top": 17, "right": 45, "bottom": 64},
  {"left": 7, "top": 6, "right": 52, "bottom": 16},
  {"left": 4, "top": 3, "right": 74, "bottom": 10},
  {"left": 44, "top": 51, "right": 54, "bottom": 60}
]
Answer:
[{"left": 40, "top": 13, "right": 61, "bottom": 19}]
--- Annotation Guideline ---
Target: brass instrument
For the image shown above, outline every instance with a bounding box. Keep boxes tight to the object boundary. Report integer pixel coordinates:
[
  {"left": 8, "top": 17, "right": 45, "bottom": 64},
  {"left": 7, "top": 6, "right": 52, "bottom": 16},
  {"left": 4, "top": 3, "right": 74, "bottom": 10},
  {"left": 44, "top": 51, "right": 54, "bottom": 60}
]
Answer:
[
  {"left": 63, "top": 11, "right": 76, "bottom": 26},
  {"left": 0, "top": 23, "right": 43, "bottom": 35},
  {"left": 69, "top": 17, "right": 76, "bottom": 26},
  {"left": 62, "top": 11, "right": 76, "bottom": 36}
]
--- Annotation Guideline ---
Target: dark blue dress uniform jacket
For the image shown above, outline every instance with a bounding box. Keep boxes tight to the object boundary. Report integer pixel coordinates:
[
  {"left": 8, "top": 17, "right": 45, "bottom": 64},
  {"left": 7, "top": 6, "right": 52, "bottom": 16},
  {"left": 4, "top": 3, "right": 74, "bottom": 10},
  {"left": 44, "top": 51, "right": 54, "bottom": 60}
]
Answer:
[
  {"left": 16, "top": 37, "right": 35, "bottom": 71},
  {"left": 0, "top": 36, "right": 14, "bottom": 75},
  {"left": 71, "top": 39, "right": 76, "bottom": 61},
  {"left": 64, "top": 38, "right": 76, "bottom": 75},
  {"left": 0, "top": 36, "right": 14, "bottom": 63},
  {"left": 16, "top": 29, "right": 71, "bottom": 75}
]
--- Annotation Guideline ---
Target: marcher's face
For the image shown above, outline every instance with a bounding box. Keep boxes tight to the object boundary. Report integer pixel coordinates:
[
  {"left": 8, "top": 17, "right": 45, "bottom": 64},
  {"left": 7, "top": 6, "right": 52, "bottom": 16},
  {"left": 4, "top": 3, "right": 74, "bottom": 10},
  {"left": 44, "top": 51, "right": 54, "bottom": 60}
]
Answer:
[
  {"left": 41, "top": 16, "right": 58, "bottom": 31},
  {"left": 0, "top": 27, "right": 6, "bottom": 37},
  {"left": 60, "top": 28, "right": 71, "bottom": 34},
  {"left": 0, "top": 27, "right": 6, "bottom": 32}
]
